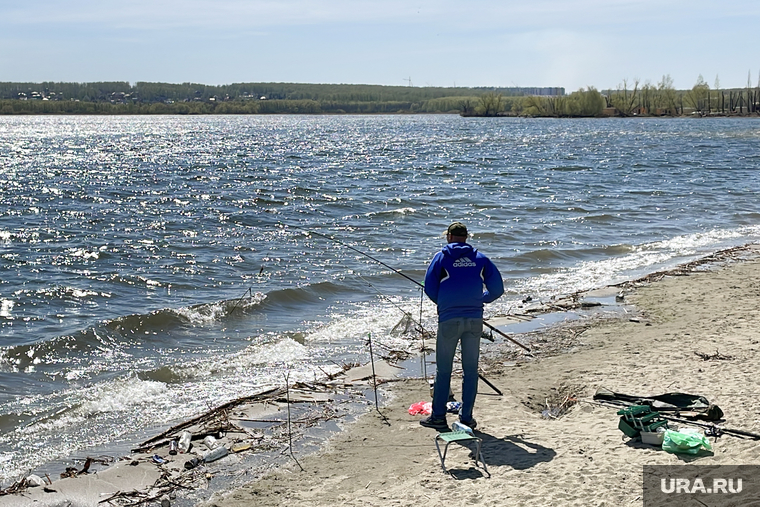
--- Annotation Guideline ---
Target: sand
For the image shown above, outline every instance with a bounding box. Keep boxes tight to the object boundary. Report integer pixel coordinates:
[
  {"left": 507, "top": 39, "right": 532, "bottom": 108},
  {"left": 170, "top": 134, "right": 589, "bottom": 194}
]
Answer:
[
  {"left": 6, "top": 251, "right": 760, "bottom": 506},
  {"left": 202, "top": 253, "right": 760, "bottom": 507}
]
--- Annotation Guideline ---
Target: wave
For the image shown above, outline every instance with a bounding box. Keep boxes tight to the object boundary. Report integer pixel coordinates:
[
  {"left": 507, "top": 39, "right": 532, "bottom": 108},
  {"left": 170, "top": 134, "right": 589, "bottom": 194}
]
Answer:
[
  {"left": 0, "top": 293, "right": 267, "bottom": 370},
  {"left": 0, "top": 413, "right": 21, "bottom": 431},
  {"left": 136, "top": 365, "right": 189, "bottom": 384},
  {"left": 549, "top": 165, "right": 592, "bottom": 171},
  {"left": 0, "top": 280, "right": 362, "bottom": 370},
  {"left": 637, "top": 226, "right": 760, "bottom": 255},
  {"left": 363, "top": 207, "right": 417, "bottom": 217},
  {"left": 512, "top": 226, "right": 760, "bottom": 299},
  {"left": 258, "top": 280, "right": 360, "bottom": 309},
  {"left": 506, "top": 244, "right": 635, "bottom": 265},
  {"left": 105, "top": 292, "right": 266, "bottom": 334}
]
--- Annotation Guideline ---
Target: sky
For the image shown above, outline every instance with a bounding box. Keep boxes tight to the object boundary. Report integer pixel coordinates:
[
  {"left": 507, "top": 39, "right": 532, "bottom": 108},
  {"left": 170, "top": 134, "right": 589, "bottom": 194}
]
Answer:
[{"left": 1, "top": 0, "right": 758, "bottom": 91}]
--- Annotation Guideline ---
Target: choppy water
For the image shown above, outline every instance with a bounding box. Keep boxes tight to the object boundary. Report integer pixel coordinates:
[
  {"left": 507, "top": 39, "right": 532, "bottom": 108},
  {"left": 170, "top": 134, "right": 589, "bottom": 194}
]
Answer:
[{"left": 1, "top": 115, "right": 759, "bottom": 482}]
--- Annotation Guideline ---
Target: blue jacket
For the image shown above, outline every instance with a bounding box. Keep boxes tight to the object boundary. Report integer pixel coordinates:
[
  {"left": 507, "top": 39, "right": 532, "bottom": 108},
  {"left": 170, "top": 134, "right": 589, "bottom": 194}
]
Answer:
[{"left": 424, "top": 242, "right": 504, "bottom": 322}]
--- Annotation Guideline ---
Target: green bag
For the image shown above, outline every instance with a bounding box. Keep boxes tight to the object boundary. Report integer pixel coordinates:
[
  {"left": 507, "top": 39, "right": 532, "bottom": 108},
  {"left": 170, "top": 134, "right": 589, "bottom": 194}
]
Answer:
[{"left": 662, "top": 428, "right": 712, "bottom": 455}]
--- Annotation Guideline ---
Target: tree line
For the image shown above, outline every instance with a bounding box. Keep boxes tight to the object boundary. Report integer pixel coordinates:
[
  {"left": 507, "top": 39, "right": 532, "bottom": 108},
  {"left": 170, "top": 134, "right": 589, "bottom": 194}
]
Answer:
[
  {"left": 607, "top": 74, "right": 760, "bottom": 117},
  {"left": 1, "top": 76, "right": 757, "bottom": 117},
  {"left": 0, "top": 81, "right": 554, "bottom": 115},
  {"left": 0, "top": 96, "right": 495, "bottom": 115},
  {"left": 521, "top": 73, "right": 760, "bottom": 118}
]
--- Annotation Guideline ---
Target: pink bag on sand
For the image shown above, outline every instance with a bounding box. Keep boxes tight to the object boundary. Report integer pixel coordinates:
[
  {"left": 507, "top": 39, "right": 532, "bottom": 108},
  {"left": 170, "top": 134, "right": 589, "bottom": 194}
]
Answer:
[{"left": 408, "top": 401, "right": 432, "bottom": 416}]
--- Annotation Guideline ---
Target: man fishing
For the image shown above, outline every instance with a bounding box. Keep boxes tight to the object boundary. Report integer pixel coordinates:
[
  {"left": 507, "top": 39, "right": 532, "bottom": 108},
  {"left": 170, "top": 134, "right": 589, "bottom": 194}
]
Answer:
[{"left": 420, "top": 222, "right": 504, "bottom": 431}]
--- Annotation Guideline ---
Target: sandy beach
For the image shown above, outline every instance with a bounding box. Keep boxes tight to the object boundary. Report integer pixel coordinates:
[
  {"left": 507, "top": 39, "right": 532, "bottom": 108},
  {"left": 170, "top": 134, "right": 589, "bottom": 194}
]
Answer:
[
  {"left": 202, "top": 249, "right": 760, "bottom": 507},
  {"left": 5, "top": 247, "right": 760, "bottom": 506}
]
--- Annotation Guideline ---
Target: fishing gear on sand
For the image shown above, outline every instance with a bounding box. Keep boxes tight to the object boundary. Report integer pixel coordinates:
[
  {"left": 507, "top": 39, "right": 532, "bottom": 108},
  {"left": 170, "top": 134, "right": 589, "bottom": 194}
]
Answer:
[{"left": 588, "top": 398, "right": 760, "bottom": 440}]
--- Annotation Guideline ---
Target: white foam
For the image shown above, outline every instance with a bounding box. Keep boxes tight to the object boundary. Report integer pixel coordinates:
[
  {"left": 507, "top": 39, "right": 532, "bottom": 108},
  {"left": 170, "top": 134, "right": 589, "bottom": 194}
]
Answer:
[
  {"left": 77, "top": 378, "right": 167, "bottom": 415},
  {"left": 135, "top": 275, "right": 162, "bottom": 287},
  {"left": 68, "top": 248, "right": 100, "bottom": 260},
  {"left": 0, "top": 299, "right": 13, "bottom": 319},
  {"left": 364, "top": 206, "right": 417, "bottom": 218},
  {"left": 70, "top": 289, "right": 100, "bottom": 298},
  {"left": 514, "top": 226, "right": 760, "bottom": 300},
  {"left": 236, "top": 337, "right": 308, "bottom": 366},
  {"left": 173, "top": 292, "right": 266, "bottom": 324}
]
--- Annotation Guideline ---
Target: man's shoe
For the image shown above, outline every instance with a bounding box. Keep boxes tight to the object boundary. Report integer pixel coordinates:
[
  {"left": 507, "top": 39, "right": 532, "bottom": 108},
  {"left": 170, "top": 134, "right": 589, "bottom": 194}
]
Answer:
[
  {"left": 419, "top": 415, "right": 448, "bottom": 430},
  {"left": 459, "top": 417, "right": 477, "bottom": 430}
]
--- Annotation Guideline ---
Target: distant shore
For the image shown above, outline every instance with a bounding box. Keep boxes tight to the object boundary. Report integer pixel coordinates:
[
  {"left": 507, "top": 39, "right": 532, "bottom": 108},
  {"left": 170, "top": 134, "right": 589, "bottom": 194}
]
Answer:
[
  {"left": 3, "top": 80, "right": 758, "bottom": 117},
  {"left": 3, "top": 103, "right": 758, "bottom": 117}
]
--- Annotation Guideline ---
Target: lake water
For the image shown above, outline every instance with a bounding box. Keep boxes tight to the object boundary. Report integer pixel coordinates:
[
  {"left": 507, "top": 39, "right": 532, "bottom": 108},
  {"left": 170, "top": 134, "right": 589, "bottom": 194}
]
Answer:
[{"left": 1, "top": 114, "right": 759, "bottom": 482}]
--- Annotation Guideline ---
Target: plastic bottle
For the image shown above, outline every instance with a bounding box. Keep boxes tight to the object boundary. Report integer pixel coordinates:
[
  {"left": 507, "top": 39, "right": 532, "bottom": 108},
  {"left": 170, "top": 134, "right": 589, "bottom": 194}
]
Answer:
[
  {"left": 26, "top": 475, "right": 45, "bottom": 488},
  {"left": 203, "top": 446, "right": 229, "bottom": 463},
  {"left": 178, "top": 431, "right": 192, "bottom": 453},
  {"left": 451, "top": 421, "right": 474, "bottom": 435}
]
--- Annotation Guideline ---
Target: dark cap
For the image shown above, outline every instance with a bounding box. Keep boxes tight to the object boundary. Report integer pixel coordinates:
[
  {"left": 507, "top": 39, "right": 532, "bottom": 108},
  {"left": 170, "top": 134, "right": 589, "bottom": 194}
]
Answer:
[{"left": 446, "top": 222, "right": 468, "bottom": 237}]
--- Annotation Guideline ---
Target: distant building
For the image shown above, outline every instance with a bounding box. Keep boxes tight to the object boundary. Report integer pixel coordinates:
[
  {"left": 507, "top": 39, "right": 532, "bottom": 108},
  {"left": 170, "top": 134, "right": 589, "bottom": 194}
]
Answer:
[{"left": 518, "top": 87, "right": 565, "bottom": 97}]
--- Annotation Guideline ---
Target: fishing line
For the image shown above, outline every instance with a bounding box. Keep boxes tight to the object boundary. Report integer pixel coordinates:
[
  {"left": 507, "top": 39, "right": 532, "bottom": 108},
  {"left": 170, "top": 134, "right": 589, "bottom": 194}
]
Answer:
[
  {"left": 355, "top": 274, "right": 430, "bottom": 336},
  {"left": 356, "top": 273, "right": 431, "bottom": 379},
  {"left": 418, "top": 287, "right": 428, "bottom": 380},
  {"left": 286, "top": 224, "right": 421, "bottom": 287}
]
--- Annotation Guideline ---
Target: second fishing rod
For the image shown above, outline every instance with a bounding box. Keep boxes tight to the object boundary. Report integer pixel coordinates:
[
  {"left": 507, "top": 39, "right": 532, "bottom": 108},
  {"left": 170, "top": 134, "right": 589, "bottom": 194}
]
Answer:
[{"left": 288, "top": 223, "right": 531, "bottom": 354}]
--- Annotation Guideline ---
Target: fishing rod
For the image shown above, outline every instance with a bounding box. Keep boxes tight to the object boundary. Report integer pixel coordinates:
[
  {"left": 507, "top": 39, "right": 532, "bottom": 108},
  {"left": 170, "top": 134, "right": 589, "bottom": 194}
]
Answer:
[
  {"left": 289, "top": 223, "right": 531, "bottom": 354},
  {"left": 289, "top": 224, "right": 422, "bottom": 288},
  {"left": 586, "top": 399, "right": 760, "bottom": 440}
]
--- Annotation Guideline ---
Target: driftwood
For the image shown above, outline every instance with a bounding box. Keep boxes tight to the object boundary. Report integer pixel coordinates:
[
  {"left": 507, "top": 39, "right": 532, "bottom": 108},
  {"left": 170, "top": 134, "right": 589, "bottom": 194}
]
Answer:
[
  {"left": 98, "top": 470, "right": 199, "bottom": 506},
  {"left": 0, "top": 478, "right": 33, "bottom": 496},
  {"left": 615, "top": 244, "right": 756, "bottom": 288},
  {"left": 695, "top": 350, "right": 735, "bottom": 361},
  {"left": 136, "top": 387, "right": 284, "bottom": 450}
]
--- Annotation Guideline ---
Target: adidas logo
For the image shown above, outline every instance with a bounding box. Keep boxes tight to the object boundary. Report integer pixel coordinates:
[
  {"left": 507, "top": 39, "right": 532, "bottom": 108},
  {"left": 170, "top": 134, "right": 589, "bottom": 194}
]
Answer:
[{"left": 452, "top": 258, "right": 477, "bottom": 268}]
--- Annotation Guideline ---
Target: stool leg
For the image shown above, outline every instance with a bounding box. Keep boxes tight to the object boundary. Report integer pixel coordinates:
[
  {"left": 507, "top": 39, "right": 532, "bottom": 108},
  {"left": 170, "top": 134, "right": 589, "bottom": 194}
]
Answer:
[
  {"left": 474, "top": 440, "right": 490, "bottom": 477},
  {"left": 435, "top": 439, "right": 450, "bottom": 472}
]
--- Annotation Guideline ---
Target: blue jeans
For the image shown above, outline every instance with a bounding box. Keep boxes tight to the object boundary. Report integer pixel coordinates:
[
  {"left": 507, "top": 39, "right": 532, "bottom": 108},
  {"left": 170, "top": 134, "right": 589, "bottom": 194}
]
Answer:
[{"left": 431, "top": 317, "right": 482, "bottom": 421}]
